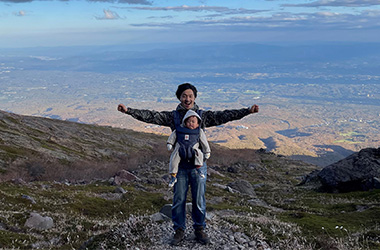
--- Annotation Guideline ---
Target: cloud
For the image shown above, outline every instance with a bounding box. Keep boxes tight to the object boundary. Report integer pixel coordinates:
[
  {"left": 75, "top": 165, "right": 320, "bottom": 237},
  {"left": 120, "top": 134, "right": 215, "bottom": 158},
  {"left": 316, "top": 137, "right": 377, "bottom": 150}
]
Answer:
[
  {"left": 282, "top": 0, "right": 380, "bottom": 8},
  {"left": 2, "top": 0, "right": 32, "bottom": 2},
  {"left": 147, "top": 15, "right": 175, "bottom": 19},
  {"left": 0, "top": 0, "right": 152, "bottom": 4},
  {"left": 95, "top": 9, "right": 121, "bottom": 20},
  {"left": 94, "top": 0, "right": 152, "bottom": 4},
  {"left": 128, "top": 5, "right": 265, "bottom": 15},
  {"left": 130, "top": 10, "right": 380, "bottom": 31},
  {"left": 13, "top": 10, "right": 26, "bottom": 16}
]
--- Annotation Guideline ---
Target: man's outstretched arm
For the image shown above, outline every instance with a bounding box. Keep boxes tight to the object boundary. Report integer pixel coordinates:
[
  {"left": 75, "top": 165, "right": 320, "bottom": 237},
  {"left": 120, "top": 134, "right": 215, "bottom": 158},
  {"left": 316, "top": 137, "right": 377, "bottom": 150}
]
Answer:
[
  {"left": 117, "top": 104, "right": 173, "bottom": 127},
  {"left": 202, "top": 104, "right": 259, "bottom": 128}
]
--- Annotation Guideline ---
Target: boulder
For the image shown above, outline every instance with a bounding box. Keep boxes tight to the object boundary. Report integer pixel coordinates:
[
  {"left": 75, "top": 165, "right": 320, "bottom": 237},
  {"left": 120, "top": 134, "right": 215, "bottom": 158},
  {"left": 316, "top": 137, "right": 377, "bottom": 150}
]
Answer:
[
  {"left": 247, "top": 198, "right": 268, "bottom": 207},
  {"left": 159, "top": 204, "right": 172, "bottom": 218},
  {"left": 159, "top": 203, "right": 193, "bottom": 218},
  {"left": 24, "top": 212, "right": 54, "bottom": 230},
  {"left": 112, "top": 170, "right": 141, "bottom": 185},
  {"left": 208, "top": 168, "right": 225, "bottom": 177},
  {"left": 151, "top": 212, "right": 170, "bottom": 222},
  {"left": 318, "top": 147, "right": 380, "bottom": 192},
  {"left": 297, "top": 169, "right": 323, "bottom": 190},
  {"left": 227, "top": 180, "right": 256, "bottom": 197}
]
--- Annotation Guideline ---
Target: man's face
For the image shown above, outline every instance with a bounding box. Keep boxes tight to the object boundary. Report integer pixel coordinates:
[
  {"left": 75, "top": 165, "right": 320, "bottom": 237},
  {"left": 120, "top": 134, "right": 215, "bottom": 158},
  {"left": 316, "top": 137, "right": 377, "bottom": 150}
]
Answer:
[
  {"left": 180, "top": 89, "right": 195, "bottom": 110},
  {"left": 185, "top": 116, "right": 199, "bottom": 130}
]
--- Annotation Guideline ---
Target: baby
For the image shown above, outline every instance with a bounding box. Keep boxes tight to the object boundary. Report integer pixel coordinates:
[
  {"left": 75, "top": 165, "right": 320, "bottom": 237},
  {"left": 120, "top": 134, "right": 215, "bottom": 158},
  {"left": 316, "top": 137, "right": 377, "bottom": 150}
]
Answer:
[{"left": 167, "top": 110, "right": 211, "bottom": 187}]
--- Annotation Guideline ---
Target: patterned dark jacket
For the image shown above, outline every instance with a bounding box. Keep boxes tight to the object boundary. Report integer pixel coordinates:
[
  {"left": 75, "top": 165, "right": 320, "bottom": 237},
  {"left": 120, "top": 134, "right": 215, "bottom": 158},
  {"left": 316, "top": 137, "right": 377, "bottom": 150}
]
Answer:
[{"left": 125, "top": 103, "right": 251, "bottom": 132}]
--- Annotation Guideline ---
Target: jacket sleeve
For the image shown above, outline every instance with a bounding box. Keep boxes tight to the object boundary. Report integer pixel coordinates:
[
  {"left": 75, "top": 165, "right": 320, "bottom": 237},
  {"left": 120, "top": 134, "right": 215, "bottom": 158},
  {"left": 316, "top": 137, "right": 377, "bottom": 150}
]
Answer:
[
  {"left": 199, "top": 129, "right": 211, "bottom": 153},
  {"left": 167, "top": 130, "right": 177, "bottom": 145},
  {"left": 125, "top": 108, "right": 173, "bottom": 127},
  {"left": 201, "top": 108, "right": 251, "bottom": 128}
]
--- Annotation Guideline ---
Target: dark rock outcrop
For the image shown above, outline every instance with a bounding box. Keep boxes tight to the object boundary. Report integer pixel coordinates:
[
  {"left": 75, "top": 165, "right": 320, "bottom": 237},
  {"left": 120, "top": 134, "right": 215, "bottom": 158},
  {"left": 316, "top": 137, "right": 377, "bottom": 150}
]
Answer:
[
  {"left": 110, "top": 170, "right": 141, "bottom": 185},
  {"left": 227, "top": 180, "right": 256, "bottom": 197},
  {"left": 318, "top": 147, "right": 380, "bottom": 192}
]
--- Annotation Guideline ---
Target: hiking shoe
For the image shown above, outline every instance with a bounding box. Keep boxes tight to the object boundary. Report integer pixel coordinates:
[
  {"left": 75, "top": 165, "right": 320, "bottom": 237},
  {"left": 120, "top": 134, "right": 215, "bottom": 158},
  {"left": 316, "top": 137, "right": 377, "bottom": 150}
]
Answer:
[
  {"left": 194, "top": 227, "right": 210, "bottom": 245},
  {"left": 168, "top": 176, "right": 177, "bottom": 188},
  {"left": 170, "top": 228, "right": 184, "bottom": 246}
]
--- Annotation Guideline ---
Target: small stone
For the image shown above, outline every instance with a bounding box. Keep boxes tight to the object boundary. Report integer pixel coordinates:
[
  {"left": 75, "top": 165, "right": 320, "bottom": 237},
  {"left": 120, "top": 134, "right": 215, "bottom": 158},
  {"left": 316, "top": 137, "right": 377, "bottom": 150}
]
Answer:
[
  {"left": 248, "top": 240, "right": 257, "bottom": 247},
  {"left": 212, "top": 183, "right": 228, "bottom": 189},
  {"left": 12, "top": 178, "right": 26, "bottom": 185},
  {"left": 234, "top": 232, "right": 249, "bottom": 244},
  {"left": 21, "top": 194, "right": 36, "bottom": 204},
  {"left": 108, "top": 177, "right": 115, "bottom": 185},
  {"left": 159, "top": 204, "right": 172, "bottom": 218},
  {"left": 226, "top": 186, "right": 235, "bottom": 193},
  {"left": 227, "top": 166, "right": 238, "bottom": 173},
  {"left": 112, "top": 170, "right": 140, "bottom": 185},
  {"left": 151, "top": 212, "right": 170, "bottom": 222},
  {"left": 114, "top": 187, "right": 127, "bottom": 194},
  {"left": 205, "top": 212, "right": 215, "bottom": 221}
]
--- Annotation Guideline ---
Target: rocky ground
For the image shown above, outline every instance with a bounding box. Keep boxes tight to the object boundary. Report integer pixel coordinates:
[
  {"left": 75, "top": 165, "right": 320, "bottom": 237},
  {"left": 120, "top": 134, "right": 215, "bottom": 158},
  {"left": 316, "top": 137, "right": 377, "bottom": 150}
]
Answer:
[
  {"left": 1, "top": 110, "right": 380, "bottom": 249},
  {"left": 82, "top": 212, "right": 273, "bottom": 250}
]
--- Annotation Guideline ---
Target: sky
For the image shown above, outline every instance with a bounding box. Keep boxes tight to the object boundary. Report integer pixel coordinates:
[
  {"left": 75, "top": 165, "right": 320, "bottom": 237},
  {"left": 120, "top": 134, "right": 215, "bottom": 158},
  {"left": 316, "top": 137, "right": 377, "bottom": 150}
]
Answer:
[{"left": 1, "top": 0, "right": 380, "bottom": 48}]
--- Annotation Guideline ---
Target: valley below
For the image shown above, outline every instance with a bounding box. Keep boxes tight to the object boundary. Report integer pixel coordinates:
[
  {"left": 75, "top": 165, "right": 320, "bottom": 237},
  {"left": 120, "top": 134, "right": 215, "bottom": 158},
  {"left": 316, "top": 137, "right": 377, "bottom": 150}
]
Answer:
[
  {"left": 1, "top": 69, "right": 379, "bottom": 167},
  {"left": 1, "top": 43, "right": 379, "bottom": 167}
]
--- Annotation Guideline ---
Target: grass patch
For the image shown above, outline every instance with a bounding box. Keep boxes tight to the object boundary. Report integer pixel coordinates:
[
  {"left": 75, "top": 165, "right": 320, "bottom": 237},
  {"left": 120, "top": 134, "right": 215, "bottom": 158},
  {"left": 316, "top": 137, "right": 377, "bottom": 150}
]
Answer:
[
  {"left": 0, "top": 230, "right": 36, "bottom": 249},
  {"left": 0, "top": 145, "right": 29, "bottom": 159},
  {"left": 67, "top": 186, "right": 166, "bottom": 218},
  {"left": 69, "top": 195, "right": 126, "bottom": 217}
]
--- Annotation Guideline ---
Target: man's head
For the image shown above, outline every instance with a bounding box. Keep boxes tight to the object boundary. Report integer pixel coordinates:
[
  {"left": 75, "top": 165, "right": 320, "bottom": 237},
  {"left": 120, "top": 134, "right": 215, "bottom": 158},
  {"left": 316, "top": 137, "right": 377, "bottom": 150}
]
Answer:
[{"left": 176, "top": 83, "right": 197, "bottom": 110}]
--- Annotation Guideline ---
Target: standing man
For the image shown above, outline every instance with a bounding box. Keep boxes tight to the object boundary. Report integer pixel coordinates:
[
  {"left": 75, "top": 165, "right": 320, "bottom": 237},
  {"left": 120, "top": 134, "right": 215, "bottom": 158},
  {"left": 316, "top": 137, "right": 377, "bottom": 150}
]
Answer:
[{"left": 117, "top": 83, "right": 259, "bottom": 246}]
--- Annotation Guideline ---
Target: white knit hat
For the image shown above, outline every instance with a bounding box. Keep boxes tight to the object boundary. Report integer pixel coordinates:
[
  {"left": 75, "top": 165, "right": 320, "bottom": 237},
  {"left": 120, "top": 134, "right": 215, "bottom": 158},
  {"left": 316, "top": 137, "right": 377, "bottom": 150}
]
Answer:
[{"left": 182, "top": 110, "right": 201, "bottom": 126}]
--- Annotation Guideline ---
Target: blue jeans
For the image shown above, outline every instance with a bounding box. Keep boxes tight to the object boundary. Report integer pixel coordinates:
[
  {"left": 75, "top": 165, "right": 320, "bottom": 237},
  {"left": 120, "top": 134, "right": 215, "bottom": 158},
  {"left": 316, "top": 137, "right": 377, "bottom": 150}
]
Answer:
[{"left": 172, "top": 162, "right": 207, "bottom": 231}]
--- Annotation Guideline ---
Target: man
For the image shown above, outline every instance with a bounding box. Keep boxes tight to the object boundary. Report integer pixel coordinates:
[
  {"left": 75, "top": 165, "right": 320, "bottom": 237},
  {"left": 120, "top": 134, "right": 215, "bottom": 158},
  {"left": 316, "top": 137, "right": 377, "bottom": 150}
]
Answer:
[{"left": 117, "top": 83, "right": 259, "bottom": 246}]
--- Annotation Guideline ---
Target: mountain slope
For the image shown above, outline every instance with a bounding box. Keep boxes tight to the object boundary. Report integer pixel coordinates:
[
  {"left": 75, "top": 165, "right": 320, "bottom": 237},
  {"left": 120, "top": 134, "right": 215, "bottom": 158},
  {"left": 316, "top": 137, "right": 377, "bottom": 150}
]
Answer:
[
  {"left": 1, "top": 110, "right": 379, "bottom": 250},
  {"left": 0, "top": 109, "right": 168, "bottom": 180}
]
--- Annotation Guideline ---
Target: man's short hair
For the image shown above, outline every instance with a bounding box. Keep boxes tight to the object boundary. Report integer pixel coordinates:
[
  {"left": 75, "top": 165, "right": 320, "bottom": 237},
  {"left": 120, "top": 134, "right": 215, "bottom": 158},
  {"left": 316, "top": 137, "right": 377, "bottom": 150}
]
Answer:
[{"left": 176, "top": 83, "right": 198, "bottom": 100}]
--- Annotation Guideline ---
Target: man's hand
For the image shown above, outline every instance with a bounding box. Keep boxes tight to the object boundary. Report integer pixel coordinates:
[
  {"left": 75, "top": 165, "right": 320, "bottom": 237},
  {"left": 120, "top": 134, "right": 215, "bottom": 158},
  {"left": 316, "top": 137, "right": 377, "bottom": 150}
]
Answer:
[
  {"left": 250, "top": 104, "right": 259, "bottom": 114},
  {"left": 117, "top": 104, "right": 127, "bottom": 113}
]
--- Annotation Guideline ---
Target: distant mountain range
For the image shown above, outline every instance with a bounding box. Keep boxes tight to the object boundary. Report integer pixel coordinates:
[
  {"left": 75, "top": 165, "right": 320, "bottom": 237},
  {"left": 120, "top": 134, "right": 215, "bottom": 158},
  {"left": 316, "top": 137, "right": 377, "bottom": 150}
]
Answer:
[{"left": 1, "top": 42, "right": 380, "bottom": 73}]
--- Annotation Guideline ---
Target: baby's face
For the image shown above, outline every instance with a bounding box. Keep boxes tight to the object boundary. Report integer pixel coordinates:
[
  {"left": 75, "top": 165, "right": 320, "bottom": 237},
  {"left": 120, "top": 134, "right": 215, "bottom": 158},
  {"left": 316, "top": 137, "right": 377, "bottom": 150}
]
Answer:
[{"left": 185, "top": 116, "right": 199, "bottom": 130}]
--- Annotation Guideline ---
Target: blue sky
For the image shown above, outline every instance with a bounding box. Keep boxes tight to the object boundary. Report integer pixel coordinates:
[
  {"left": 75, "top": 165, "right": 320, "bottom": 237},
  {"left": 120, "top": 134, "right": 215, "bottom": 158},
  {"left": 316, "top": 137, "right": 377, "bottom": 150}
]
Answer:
[{"left": 1, "top": 0, "right": 380, "bottom": 48}]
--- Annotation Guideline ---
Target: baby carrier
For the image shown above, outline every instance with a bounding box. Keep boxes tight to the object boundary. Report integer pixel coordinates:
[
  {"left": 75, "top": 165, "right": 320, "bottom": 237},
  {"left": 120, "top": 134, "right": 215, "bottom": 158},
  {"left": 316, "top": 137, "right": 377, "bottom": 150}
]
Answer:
[{"left": 173, "top": 110, "right": 203, "bottom": 163}]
